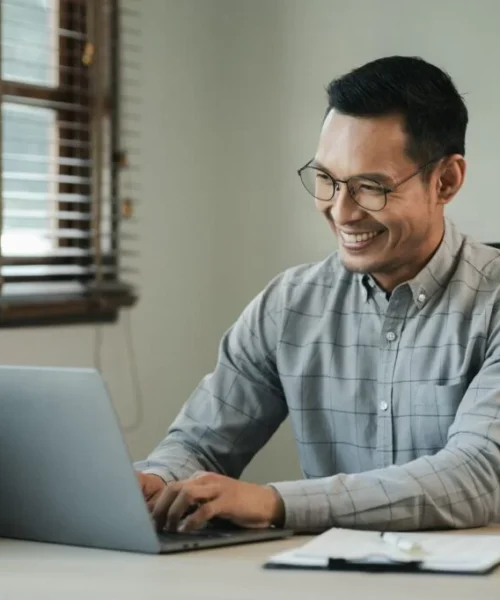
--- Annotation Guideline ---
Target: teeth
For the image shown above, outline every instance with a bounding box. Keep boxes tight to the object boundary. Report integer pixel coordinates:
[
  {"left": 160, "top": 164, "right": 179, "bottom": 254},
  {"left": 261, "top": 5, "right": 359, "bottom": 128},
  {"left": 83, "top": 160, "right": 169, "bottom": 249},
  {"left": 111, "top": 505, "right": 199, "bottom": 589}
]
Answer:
[{"left": 341, "top": 231, "right": 381, "bottom": 244}]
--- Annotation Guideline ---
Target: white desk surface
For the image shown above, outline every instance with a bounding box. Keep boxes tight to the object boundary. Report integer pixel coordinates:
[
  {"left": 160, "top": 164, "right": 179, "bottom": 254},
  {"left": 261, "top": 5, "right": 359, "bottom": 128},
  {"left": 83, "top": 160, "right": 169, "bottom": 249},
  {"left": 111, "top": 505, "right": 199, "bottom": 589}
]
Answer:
[{"left": 1, "top": 526, "right": 499, "bottom": 600}]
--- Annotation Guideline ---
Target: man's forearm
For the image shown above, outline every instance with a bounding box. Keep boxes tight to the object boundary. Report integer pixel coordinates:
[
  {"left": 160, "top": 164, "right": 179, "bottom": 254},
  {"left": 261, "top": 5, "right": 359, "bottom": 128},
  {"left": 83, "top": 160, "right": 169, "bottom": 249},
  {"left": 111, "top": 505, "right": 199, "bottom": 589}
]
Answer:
[{"left": 269, "top": 441, "right": 500, "bottom": 532}]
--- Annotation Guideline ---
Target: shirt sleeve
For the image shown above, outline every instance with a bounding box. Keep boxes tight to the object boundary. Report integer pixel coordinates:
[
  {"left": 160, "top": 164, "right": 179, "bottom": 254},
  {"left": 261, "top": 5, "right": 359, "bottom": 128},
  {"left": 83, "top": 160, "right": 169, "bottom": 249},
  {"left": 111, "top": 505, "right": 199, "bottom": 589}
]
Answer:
[
  {"left": 134, "top": 273, "right": 288, "bottom": 483},
  {"left": 269, "top": 312, "right": 500, "bottom": 532}
]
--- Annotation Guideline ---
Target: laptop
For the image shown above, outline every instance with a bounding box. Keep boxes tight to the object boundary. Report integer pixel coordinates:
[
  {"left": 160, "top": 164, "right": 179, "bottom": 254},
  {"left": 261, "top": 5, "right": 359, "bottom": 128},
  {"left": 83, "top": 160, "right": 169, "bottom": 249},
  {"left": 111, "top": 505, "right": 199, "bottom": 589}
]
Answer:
[{"left": 0, "top": 365, "right": 292, "bottom": 554}]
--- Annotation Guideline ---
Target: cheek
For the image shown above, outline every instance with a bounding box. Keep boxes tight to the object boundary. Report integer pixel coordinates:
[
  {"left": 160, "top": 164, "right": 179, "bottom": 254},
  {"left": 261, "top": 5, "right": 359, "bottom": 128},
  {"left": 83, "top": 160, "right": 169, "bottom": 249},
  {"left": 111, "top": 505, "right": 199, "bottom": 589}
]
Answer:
[
  {"left": 384, "top": 209, "right": 432, "bottom": 254},
  {"left": 383, "top": 199, "right": 424, "bottom": 239},
  {"left": 315, "top": 199, "right": 331, "bottom": 216},
  {"left": 378, "top": 215, "right": 412, "bottom": 250}
]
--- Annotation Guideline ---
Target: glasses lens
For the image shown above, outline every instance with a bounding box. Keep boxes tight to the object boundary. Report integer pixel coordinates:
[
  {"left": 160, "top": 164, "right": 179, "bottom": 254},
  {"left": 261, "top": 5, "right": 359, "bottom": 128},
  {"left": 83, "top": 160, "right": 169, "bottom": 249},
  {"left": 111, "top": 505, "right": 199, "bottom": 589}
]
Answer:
[
  {"left": 348, "top": 178, "right": 386, "bottom": 211},
  {"left": 300, "top": 167, "right": 334, "bottom": 201}
]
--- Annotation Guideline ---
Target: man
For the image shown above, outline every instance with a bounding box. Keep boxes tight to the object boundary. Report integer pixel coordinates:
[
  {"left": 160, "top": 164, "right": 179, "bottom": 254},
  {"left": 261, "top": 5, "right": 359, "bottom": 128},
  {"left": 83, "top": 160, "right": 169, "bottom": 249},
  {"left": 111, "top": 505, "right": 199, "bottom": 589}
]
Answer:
[{"left": 135, "top": 55, "right": 500, "bottom": 534}]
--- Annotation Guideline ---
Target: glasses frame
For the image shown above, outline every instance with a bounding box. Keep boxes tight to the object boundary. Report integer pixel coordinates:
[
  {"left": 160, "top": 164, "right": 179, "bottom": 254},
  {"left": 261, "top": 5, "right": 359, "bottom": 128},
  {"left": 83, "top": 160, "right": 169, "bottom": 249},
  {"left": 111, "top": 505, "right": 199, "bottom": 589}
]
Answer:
[{"left": 297, "top": 156, "right": 443, "bottom": 212}]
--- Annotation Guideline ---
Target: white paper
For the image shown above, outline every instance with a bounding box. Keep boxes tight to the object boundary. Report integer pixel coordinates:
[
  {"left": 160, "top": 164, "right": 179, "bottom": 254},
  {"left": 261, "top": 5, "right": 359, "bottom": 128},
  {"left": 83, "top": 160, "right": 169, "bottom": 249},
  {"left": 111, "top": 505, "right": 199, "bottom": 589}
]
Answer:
[
  {"left": 267, "top": 549, "right": 328, "bottom": 568},
  {"left": 295, "top": 528, "right": 417, "bottom": 563},
  {"left": 267, "top": 528, "right": 500, "bottom": 573}
]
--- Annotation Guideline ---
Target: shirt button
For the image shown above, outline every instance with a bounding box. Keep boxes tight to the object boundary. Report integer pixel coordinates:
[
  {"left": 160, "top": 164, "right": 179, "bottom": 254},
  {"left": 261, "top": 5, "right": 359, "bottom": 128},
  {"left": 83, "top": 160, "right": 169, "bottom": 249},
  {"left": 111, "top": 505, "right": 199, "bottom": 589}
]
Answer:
[
  {"left": 418, "top": 292, "right": 427, "bottom": 304},
  {"left": 386, "top": 331, "right": 396, "bottom": 342},
  {"left": 380, "top": 401, "right": 389, "bottom": 411}
]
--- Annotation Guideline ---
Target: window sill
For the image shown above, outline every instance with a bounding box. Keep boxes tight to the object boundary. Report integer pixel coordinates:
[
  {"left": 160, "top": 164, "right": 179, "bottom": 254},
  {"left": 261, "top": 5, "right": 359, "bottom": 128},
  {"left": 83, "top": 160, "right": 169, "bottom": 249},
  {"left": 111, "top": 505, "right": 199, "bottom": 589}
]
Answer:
[{"left": 0, "top": 284, "right": 138, "bottom": 328}]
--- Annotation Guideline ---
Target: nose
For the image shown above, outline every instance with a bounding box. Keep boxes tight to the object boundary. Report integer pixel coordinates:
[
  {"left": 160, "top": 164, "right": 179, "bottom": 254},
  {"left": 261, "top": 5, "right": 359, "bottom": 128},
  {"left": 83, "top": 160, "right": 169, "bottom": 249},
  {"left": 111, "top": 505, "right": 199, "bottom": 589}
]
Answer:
[{"left": 327, "top": 183, "right": 366, "bottom": 226}]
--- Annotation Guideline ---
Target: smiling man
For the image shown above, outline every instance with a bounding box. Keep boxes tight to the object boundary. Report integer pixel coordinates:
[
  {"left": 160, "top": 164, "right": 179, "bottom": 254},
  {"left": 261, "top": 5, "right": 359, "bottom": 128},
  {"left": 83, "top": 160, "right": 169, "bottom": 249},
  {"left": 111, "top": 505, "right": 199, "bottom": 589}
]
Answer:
[{"left": 135, "top": 56, "right": 500, "bottom": 534}]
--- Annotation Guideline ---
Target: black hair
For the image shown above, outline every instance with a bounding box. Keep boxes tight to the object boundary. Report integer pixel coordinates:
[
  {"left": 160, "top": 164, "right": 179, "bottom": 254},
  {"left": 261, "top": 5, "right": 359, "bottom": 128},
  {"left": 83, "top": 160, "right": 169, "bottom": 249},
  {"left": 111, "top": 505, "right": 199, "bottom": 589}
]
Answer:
[{"left": 325, "top": 56, "right": 468, "bottom": 170}]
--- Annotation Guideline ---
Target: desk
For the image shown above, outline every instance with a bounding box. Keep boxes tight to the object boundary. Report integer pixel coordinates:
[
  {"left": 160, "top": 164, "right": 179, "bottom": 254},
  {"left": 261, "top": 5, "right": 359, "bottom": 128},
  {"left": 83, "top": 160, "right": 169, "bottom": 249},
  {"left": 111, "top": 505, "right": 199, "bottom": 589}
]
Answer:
[{"left": 1, "top": 527, "right": 499, "bottom": 600}]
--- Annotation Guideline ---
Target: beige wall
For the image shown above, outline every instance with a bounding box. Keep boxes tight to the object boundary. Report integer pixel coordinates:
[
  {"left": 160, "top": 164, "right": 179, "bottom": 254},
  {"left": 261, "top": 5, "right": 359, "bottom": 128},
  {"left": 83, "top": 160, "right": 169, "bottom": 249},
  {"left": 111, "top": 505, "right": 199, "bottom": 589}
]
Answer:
[{"left": 2, "top": 0, "right": 500, "bottom": 484}]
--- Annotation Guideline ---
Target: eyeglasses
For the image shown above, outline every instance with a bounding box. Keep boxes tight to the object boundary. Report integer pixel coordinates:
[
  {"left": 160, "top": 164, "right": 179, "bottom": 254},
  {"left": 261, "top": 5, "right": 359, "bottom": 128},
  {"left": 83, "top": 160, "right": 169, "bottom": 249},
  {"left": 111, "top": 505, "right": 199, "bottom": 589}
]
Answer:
[{"left": 297, "top": 157, "right": 442, "bottom": 212}]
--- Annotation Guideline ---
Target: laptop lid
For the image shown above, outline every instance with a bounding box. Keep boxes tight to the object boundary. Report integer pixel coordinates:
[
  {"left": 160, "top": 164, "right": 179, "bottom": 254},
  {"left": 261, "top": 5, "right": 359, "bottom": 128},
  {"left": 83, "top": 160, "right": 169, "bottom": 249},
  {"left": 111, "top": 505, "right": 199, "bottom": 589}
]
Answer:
[{"left": 0, "top": 365, "right": 161, "bottom": 554}]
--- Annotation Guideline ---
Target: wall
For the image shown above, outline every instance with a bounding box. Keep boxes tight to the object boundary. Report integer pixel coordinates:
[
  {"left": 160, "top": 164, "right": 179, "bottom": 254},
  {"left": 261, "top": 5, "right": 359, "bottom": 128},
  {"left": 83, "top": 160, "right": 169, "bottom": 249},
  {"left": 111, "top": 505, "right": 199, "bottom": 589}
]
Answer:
[{"left": 2, "top": 0, "right": 500, "bottom": 485}]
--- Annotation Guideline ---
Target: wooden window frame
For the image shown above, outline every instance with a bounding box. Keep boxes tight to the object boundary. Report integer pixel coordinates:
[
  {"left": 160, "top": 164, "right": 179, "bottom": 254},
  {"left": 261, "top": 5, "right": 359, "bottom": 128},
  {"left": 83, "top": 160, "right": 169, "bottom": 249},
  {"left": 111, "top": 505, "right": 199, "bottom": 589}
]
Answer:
[{"left": 0, "top": 0, "right": 137, "bottom": 328}]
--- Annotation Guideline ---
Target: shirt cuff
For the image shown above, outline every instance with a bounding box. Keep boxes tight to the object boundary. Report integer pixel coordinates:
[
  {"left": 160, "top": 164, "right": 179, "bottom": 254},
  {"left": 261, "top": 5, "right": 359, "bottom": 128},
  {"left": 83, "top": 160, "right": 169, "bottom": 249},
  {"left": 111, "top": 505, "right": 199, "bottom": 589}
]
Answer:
[
  {"left": 133, "top": 461, "right": 176, "bottom": 484},
  {"left": 267, "top": 478, "right": 333, "bottom": 532}
]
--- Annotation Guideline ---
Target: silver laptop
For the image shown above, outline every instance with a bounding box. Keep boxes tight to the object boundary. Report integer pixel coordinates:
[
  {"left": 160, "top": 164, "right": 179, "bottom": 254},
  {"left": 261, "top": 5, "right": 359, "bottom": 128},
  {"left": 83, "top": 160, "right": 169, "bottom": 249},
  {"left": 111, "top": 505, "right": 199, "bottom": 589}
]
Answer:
[{"left": 0, "top": 365, "right": 292, "bottom": 554}]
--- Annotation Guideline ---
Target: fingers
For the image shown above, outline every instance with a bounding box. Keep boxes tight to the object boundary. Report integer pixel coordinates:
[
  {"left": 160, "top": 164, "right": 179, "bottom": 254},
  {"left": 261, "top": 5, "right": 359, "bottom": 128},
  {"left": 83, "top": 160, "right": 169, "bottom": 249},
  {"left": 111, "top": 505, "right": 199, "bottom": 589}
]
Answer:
[
  {"left": 152, "top": 480, "right": 220, "bottom": 532},
  {"left": 136, "top": 472, "right": 166, "bottom": 502},
  {"left": 136, "top": 472, "right": 151, "bottom": 497},
  {"left": 143, "top": 473, "right": 275, "bottom": 533},
  {"left": 151, "top": 485, "right": 179, "bottom": 531},
  {"left": 178, "top": 500, "right": 221, "bottom": 532},
  {"left": 166, "top": 484, "right": 218, "bottom": 531}
]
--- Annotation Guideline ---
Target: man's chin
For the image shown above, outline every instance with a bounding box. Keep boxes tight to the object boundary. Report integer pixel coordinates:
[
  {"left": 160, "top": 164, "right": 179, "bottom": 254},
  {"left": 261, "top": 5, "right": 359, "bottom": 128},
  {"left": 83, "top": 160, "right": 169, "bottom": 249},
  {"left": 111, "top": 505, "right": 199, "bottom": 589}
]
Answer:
[{"left": 339, "top": 251, "right": 383, "bottom": 275}]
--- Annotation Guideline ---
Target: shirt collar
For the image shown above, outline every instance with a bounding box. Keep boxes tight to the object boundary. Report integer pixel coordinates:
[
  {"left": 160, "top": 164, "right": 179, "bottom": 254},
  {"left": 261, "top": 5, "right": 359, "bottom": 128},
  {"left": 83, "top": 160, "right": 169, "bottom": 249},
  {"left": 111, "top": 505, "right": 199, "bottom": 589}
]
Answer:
[
  {"left": 359, "top": 218, "right": 464, "bottom": 308},
  {"left": 360, "top": 273, "right": 376, "bottom": 302}
]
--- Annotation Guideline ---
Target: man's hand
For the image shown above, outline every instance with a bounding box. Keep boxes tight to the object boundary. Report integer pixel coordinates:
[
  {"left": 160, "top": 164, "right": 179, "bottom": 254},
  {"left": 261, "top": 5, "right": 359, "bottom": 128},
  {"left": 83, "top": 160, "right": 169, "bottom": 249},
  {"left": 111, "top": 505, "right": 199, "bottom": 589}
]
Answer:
[
  {"left": 149, "top": 471, "right": 285, "bottom": 533},
  {"left": 136, "top": 472, "right": 168, "bottom": 513}
]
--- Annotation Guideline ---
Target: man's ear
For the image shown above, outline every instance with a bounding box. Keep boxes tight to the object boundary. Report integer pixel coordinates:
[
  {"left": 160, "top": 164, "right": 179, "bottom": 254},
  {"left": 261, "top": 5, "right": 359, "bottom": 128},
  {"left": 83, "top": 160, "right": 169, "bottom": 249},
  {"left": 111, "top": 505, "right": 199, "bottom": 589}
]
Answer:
[{"left": 436, "top": 155, "right": 466, "bottom": 205}]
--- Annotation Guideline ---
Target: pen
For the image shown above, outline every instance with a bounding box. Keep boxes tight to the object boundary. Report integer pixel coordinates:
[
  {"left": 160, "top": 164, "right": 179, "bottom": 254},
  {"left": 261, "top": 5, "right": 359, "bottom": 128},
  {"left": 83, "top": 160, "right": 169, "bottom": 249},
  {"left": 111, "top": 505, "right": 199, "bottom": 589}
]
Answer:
[{"left": 380, "top": 532, "right": 425, "bottom": 556}]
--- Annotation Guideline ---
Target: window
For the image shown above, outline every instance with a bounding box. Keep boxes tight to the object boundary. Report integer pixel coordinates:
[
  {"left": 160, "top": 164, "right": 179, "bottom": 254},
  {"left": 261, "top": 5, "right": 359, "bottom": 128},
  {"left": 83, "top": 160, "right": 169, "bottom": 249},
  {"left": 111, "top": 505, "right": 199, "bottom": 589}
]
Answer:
[{"left": 0, "top": 0, "right": 137, "bottom": 326}]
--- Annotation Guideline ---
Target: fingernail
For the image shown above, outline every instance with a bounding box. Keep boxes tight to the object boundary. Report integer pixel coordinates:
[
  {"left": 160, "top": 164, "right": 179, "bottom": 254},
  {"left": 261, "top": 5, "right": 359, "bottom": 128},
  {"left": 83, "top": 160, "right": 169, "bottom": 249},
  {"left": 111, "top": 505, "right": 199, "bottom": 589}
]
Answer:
[{"left": 177, "top": 521, "right": 187, "bottom": 533}]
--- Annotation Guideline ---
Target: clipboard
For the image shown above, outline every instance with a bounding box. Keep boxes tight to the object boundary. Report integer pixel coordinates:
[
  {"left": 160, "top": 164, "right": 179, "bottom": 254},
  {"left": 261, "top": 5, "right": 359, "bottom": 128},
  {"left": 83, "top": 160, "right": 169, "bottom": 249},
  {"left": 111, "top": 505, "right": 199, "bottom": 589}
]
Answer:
[{"left": 264, "top": 527, "right": 500, "bottom": 575}]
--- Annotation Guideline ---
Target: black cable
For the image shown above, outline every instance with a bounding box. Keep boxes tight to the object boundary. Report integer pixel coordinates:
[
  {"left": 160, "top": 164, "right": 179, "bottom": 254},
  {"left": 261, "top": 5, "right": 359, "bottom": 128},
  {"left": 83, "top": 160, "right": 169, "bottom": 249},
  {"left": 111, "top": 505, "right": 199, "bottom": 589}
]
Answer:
[
  {"left": 93, "top": 309, "right": 144, "bottom": 433},
  {"left": 94, "top": 323, "right": 103, "bottom": 373},
  {"left": 122, "top": 309, "right": 144, "bottom": 433}
]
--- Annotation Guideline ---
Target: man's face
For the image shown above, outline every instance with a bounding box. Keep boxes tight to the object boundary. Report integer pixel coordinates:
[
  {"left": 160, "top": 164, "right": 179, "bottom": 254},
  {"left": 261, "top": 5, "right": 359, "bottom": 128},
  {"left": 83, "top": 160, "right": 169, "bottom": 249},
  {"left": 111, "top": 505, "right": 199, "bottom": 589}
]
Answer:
[{"left": 314, "top": 110, "right": 451, "bottom": 291}]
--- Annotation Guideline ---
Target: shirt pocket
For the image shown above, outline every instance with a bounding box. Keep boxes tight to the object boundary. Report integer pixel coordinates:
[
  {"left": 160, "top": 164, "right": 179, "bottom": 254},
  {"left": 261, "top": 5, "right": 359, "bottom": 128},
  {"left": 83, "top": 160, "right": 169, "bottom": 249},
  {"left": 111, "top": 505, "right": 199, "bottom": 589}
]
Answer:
[{"left": 411, "top": 381, "right": 466, "bottom": 453}]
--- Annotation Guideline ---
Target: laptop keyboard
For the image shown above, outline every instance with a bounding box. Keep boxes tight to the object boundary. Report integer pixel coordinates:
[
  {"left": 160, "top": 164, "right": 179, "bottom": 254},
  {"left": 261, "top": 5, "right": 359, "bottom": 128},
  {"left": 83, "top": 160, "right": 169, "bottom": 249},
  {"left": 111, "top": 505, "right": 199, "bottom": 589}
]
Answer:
[{"left": 158, "top": 528, "right": 236, "bottom": 542}]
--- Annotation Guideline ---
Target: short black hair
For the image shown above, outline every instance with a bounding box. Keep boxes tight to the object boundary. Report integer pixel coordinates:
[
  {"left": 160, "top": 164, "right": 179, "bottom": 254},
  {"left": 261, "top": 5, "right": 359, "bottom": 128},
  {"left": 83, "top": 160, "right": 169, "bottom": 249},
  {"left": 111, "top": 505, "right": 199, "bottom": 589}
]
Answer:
[{"left": 325, "top": 56, "right": 468, "bottom": 169}]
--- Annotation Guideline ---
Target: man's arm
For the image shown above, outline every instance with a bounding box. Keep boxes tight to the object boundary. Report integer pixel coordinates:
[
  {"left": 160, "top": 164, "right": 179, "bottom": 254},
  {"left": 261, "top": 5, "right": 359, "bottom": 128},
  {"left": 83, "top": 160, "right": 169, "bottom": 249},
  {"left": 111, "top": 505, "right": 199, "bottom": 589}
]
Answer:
[
  {"left": 134, "top": 274, "right": 288, "bottom": 483},
  {"left": 269, "top": 336, "right": 500, "bottom": 532}
]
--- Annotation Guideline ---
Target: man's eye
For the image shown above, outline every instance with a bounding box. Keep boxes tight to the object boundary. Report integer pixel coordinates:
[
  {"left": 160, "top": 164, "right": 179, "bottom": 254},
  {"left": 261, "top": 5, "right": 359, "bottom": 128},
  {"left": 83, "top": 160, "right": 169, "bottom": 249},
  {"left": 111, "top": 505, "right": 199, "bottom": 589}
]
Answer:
[
  {"left": 316, "top": 173, "right": 331, "bottom": 182},
  {"left": 358, "top": 183, "right": 384, "bottom": 195}
]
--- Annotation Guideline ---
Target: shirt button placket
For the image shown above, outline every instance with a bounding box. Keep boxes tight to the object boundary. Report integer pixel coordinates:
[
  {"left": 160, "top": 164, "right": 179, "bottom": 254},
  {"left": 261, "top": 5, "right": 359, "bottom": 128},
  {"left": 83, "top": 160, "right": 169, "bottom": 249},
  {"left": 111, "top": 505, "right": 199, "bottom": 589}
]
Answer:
[{"left": 376, "top": 318, "right": 399, "bottom": 469}]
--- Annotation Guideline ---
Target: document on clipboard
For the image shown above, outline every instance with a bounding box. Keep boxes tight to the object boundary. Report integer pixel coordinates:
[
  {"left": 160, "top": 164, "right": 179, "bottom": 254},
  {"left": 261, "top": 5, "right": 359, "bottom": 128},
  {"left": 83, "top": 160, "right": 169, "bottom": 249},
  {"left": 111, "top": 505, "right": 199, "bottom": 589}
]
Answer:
[{"left": 264, "top": 527, "right": 500, "bottom": 574}]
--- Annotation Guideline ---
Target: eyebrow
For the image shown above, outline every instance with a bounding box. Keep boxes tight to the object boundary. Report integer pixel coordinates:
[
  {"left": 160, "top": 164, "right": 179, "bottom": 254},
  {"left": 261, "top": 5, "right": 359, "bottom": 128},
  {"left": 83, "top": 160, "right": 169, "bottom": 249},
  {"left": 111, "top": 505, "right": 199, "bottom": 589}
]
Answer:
[{"left": 311, "top": 159, "right": 395, "bottom": 186}]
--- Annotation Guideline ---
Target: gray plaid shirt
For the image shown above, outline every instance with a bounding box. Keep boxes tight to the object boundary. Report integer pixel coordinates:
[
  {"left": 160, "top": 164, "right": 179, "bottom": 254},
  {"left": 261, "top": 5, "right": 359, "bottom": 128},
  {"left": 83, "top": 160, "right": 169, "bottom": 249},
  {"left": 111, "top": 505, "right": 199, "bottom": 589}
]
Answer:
[{"left": 136, "top": 218, "right": 500, "bottom": 532}]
